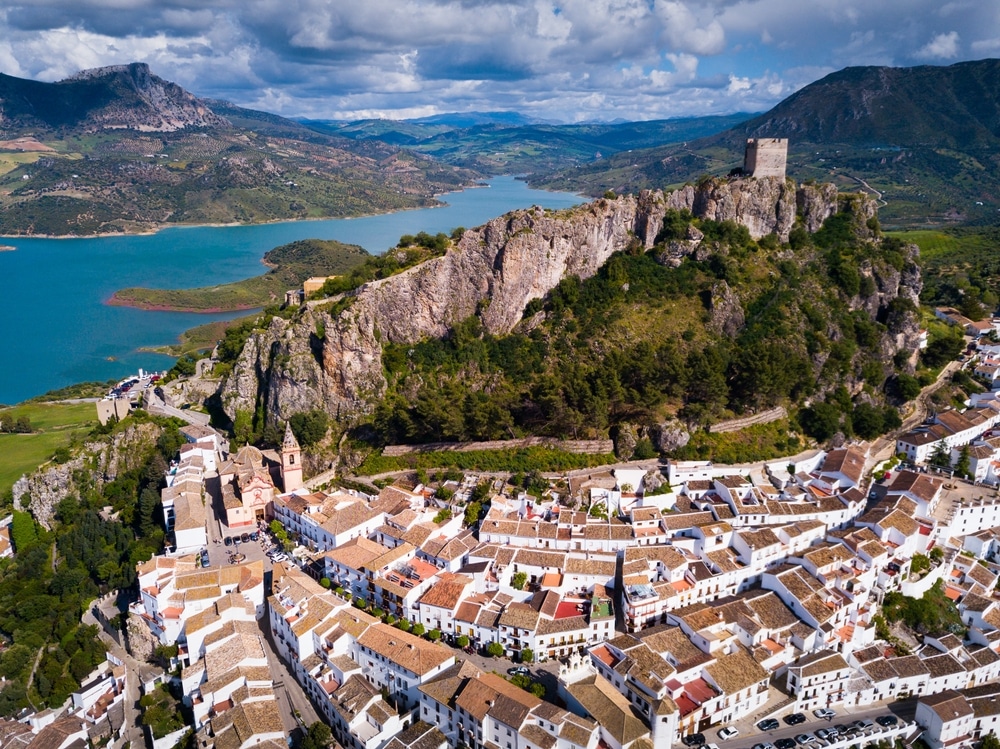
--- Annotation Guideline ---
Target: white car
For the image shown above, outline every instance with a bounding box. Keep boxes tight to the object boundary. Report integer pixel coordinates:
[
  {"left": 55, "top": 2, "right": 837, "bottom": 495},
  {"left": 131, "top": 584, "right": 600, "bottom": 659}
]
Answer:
[
  {"left": 814, "top": 708, "right": 836, "bottom": 719},
  {"left": 718, "top": 727, "right": 739, "bottom": 741},
  {"left": 271, "top": 553, "right": 287, "bottom": 563}
]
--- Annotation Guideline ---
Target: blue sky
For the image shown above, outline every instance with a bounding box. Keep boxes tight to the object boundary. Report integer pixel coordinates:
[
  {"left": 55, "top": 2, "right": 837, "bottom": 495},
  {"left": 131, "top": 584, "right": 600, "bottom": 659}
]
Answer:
[{"left": 0, "top": 0, "right": 997, "bottom": 122}]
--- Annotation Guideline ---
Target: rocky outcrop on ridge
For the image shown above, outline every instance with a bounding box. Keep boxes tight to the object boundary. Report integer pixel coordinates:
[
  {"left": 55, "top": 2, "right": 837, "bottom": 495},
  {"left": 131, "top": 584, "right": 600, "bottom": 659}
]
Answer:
[
  {"left": 219, "top": 179, "right": 862, "bottom": 429},
  {"left": 0, "top": 63, "right": 228, "bottom": 134},
  {"left": 12, "top": 421, "right": 162, "bottom": 529}
]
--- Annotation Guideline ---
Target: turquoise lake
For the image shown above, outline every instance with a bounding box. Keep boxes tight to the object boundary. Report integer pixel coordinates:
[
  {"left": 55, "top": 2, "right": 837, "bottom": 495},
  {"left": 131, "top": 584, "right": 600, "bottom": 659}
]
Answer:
[{"left": 0, "top": 177, "right": 583, "bottom": 404}]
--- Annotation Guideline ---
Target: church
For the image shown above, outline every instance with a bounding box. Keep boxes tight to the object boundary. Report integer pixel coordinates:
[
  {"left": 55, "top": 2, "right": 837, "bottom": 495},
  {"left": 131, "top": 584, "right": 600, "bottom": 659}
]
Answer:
[{"left": 219, "top": 423, "right": 302, "bottom": 529}]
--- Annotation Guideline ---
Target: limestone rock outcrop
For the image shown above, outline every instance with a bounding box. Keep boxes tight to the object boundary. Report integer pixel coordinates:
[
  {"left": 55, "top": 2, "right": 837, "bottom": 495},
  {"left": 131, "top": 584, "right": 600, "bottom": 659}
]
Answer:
[
  {"left": 13, "top": 421, "right": 162, "bottom": 528},
  {"left": 219, "top": 178, "right": 867, "bottom": 429}
]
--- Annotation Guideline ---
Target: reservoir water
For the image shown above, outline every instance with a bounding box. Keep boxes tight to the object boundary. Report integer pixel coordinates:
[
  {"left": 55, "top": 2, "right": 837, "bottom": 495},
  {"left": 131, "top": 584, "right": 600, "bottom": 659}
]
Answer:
[{"left": 0, "top": 177, "right": 583, "bottom": 405}]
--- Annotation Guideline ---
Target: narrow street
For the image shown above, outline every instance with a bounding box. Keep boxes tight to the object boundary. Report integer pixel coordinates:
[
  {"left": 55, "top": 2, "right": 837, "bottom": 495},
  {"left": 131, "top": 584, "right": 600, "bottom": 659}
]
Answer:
[{"left": 83, "top": 600, "right": 162, "bottom": 749}]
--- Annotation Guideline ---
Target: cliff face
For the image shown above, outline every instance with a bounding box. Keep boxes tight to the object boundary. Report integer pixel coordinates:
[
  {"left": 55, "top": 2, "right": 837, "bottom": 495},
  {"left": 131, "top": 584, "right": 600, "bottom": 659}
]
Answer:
[
  {"left": 219, "top": 179, "right": 853, "bottom": 427},
  {"left": 12, "top": 421, "right": 162, "bottom": 529}
]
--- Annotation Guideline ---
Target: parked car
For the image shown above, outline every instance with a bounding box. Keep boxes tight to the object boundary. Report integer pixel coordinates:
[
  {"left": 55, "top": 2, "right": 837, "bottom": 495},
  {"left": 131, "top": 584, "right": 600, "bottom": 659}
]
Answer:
[
  {"left": 794, "top": 735, "right": 815, "bottom": 746},
  {"left": 240, "top": 533, "right": 250, "bottom": 543},
  {"left": 785, "top": 714, "right": 807, "bottom": 726},
  {"left": 681, "top": 734, "right": 705, "bottom": 747},
  {"left": 814, "top": 708, "right": 836, "bottom": 719},
  {"left": 250, "top": 531, "right": 259, "bottom": 541},
  {"left": 717, "top": 728, "right": 739, "bottom": 741},
  {"left": 507, "top": 666, "right": 530, "bottom": 676},
  {"left": 876, "top": 716, "right": 898, "bottom": 727},
  {"left": 752, "top": 743, "right": 775, "bottom": 749},
  {"left": 224, "top": 536, "right": 233, "bottom": 546},
  {"left": 852, "top": 719, "right": 874, "bottom": 732},
  {"left": 832, "top": 725, "right": 851, "bottom": 736},
  {"left": 816, "top": 729, "right": 832, "bottom": 741},
  {"left": 775, "top": 739, "right": 797, "bottom": 749},
  {"left": 758, "top": 719, "right": 780, "bottom": 732}
]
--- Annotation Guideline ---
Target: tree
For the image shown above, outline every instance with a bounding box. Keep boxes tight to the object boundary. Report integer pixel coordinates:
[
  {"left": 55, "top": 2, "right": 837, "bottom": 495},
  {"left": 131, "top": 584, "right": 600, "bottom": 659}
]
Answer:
[
  {"left": 299, "top": 721, "right": 333, "bottom": 749},
  {"left": 521, "top": 648, "right": 534, "bottom": 663},
  {"left": 411, "top": 623, "right": 426, "bottom": 637},
  {"left": 929, "top": 440, "right": 952, "bottom": 470},
  {"left": 428, "top": 629, "right": 442, "bottom": 642},
  {"left": 529, "top": 682, "right": 546, "bottom": 698},
  {"left": 456, "top": 635, "right": 470, "bottom": 649},
  {"left": 955, "top": 444, "right": 972, "bottom": 479},
  {"left": 464, "top": 501, "right": 483, "bottom": 527},
  {"left": 981, "top": 732, "right": 1000, "bottom": 749},
  {"left": 910, "top": 554, "right": 931, "bottom": 575},
  {"left": 9, "top": 511, "right": 37, "bottom": 553},
  {"left": 486, "top": 642, "right": 504, "bottom": 658},
  {"left": 289, "top": 410, "right": 329, "bottom": 447},
  {"left": 511, "top": 572, "right": 528, "bottom": 590}
]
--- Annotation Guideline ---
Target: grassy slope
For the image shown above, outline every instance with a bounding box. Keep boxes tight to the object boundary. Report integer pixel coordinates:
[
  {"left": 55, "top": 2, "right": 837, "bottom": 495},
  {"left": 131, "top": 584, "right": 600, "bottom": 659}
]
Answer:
[
  {"left": 0, "top": 402, "right": 97, "bottom": 497},
  {"left": 110, "top": 238, "right": 371, "bottom": 312}
]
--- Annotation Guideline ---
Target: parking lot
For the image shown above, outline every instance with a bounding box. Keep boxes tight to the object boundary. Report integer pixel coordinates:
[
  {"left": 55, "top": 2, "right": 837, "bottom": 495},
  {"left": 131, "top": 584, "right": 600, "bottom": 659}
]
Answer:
[{"left": 711, "top": 701, "right": 917, "bottom": 749}]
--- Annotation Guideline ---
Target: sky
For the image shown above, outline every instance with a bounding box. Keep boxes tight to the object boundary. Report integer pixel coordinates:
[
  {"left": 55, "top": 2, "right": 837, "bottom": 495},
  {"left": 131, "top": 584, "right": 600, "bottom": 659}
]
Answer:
[{"left": 0, "top": 0, "right": 998, "bottom": 123}]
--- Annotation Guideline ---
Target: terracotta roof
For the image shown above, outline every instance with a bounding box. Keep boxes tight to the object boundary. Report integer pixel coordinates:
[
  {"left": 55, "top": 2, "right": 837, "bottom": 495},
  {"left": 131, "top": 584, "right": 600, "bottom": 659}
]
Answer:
[
  {"left": 705, "top": 647, "right": 767, "bottom": 693},
  {"left": 564, "top": 673, "right": 650, "bottom": 745},
  {"left": 357, "top": 623, "right": 453, "bottom": 676}
]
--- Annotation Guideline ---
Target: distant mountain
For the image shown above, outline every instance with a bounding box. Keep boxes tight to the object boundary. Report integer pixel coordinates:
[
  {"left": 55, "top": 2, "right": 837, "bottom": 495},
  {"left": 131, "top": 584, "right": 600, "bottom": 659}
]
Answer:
[
  {"left": 0, "top": 63, "right": 227, "bottom": 133},
  {"left": 534, "top": 59, "right": 1000, "bottom": 227},
  {"left": 0, "top": 65, "right": 478, "bottom": 236},
  {"left": 307, "top": 113, "right": 755, "bottom": 174},
  {"left": 728, "top": 59, "right": 1000, "bottom": 148}
]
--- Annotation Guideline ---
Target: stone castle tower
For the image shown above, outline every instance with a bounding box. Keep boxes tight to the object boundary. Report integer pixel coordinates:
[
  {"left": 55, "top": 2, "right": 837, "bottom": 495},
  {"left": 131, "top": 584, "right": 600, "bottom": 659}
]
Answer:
[
  {"left": 743, "top": 137, "right": 788, "bottom": 178},
  {"left": 280, "top": 422, "right": 303, "bottom": 493}
]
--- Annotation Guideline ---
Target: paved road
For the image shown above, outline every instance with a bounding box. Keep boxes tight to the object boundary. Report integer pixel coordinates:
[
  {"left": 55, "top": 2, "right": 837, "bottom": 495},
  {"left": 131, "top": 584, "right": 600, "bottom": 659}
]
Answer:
[{"left": 261, "top": 617, "right": 321, "bottom": 733}]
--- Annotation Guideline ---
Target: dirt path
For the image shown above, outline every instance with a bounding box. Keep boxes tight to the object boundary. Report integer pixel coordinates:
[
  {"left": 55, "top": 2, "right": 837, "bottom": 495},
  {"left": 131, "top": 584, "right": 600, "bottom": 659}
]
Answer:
[{"left": 866, "top": 360, "right": 961, "bottom": 472}]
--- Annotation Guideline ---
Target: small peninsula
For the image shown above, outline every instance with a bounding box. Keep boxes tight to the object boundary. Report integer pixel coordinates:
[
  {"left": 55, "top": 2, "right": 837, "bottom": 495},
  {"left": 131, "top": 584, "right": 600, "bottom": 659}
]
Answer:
[{"left": 108, "top": 238, "right": 370, "bottom": 313}]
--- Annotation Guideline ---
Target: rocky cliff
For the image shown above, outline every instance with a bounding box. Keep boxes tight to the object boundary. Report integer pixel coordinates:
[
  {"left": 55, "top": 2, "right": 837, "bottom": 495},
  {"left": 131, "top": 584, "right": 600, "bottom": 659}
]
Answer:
[
  {"left": 12, "top": 421, "right": 162, "bottom": 528},
  {"left": 220, "top": 178, "right": 845, "bottom": 428}
]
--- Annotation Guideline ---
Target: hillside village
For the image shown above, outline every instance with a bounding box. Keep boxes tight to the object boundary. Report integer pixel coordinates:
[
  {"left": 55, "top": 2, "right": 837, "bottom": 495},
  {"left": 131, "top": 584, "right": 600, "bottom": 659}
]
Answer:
[
  {"left": 7, "top": 146, "right": 1000, "bottom": 749},
  {"left": 17, "top": 308, "right": 1000, "bottom": 749}
]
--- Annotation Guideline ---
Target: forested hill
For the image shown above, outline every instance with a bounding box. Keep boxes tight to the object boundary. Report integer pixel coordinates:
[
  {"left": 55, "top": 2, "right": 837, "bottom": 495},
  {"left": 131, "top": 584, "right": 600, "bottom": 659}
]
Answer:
[{"left": 217, "top": 179, "right": 928, "bottom": 464}]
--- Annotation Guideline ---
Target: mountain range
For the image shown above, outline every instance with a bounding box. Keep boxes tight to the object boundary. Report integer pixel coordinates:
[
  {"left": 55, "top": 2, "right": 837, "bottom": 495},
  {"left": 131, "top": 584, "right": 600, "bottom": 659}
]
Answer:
[
  {"left": 2, "top": 59, "right": 1000, "bottom": 235},
  {"left": 533, "top": 59, "right": 1000, "bottom": 227},
  {"left": 0, "top": 64, "right": 478, "bottom": 235}
]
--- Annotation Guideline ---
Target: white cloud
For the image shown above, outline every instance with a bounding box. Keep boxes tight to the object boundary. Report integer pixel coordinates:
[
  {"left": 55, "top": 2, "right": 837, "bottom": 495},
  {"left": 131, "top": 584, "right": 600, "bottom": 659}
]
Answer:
[
  {"left": 914, "top": 30, "right": 960, "bottom": 59},
  {"left": 971, "top": 37, "right": 1000, "bottom": 55},
  {"left": 0, "top": 0, "right": 996, "bottom": 121}
]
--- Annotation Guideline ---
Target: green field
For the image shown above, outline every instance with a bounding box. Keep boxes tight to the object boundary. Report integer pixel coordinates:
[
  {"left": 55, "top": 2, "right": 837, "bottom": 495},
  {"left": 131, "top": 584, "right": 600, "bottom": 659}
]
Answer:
[{"left": 0, "top": 402, "right": 97, "bottom": 499}]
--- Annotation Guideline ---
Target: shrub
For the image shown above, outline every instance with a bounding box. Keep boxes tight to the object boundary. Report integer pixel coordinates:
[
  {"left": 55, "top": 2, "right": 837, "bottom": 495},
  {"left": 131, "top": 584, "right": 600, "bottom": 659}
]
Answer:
[
  {"left": 456, "top": 635, "right": 470, "bottom": 648},
  {"left": 521, "top": 648, "right": 534, "bottom": 663},
  {"left": 411, "top": 623, "right": 426, "bottom": 637},
  {"left": 486, "top": 642, "right": 504, "bottom": 658},
  {"left": 428, "top": 629, "right": 442, "bottom": 642},
  {"left": 511, "top": 572, "right": 528, "bottom": 590}
]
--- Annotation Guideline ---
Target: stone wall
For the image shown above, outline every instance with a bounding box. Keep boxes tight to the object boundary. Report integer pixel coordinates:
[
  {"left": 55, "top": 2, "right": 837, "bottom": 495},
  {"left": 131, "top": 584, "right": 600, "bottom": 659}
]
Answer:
[
  {"left": 383, "top": 437, "right": 614, "bottom": 456},
  {"left": 709, "top": 406, "right": 788, "bottom": 434}
]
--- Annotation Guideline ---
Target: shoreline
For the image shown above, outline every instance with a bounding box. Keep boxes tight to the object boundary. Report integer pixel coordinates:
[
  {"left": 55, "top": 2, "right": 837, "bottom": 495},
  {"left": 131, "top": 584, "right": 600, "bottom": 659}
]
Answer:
[
  {"left": 105, "top": 293, "right": 260, "bottom": 314},
  {"left": 0, "top": 181, "right": 499, "bottom": 240}
]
